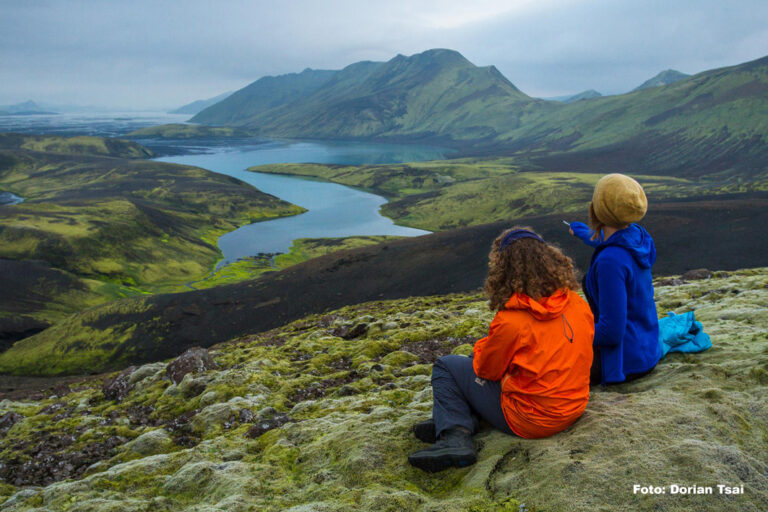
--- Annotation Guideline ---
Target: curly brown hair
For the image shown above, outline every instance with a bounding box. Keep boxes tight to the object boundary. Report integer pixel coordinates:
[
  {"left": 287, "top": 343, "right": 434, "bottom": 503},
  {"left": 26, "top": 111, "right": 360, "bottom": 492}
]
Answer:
[{"left": 484, "top": 226, "right": 580, "bottom": 311}]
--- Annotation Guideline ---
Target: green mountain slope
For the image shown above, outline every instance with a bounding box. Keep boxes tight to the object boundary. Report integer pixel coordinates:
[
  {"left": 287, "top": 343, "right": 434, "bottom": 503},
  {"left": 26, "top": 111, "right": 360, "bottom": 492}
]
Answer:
[
  {"left": 562, "top": 89, "right": 602, "bottom": 103},
  {"left": 494, "top": 55, "right": 768, "bottom": 177},
  {"left": 191, "top": 68, "right": 337, "bottom": 125},
  {"left": 192, "top": 50, "right": 768, "bottom": 177},
  {"left": 1, "top": 269, "right": 766, "bottom": 510},
  {"left": 194, "top": 49, "right": 543, "bottom": 141},
  {"left": 169, "top": 91, "right": 233, "bottom": 115}
]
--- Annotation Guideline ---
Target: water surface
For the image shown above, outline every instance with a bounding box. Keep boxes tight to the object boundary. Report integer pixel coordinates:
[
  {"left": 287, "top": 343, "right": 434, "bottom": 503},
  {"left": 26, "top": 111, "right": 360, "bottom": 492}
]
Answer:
[
  {"left": 155, "top": 139, "right": 448, "bottom": 266},
  {"left": 0, "top": 192, "right": 23, "bottom": 206}
]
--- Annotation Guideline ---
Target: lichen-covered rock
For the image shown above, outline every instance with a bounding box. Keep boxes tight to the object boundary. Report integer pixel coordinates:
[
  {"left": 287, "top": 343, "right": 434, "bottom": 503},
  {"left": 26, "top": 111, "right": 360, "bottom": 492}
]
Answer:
[
  {"left": 682, "top": 268, "right": 713, "bottom": 280},
  {"left": 102, "top": 366, "right": 136, "bottom": 402},
  {"left": 245, "top": 412, "right": 292, "bottom": 438},
  {"left": 176, "top": 373, "right": 211, "bottom": 398},
  {"left": 1, "top": 270, "right": 767, "bottom": 511},
  {"left": 0, "top": 411, "right": 22, "bottom": 436},
  {"left": 165, "top": 347, "right": 217, "bottom": 385},
  {"left": 125, "top": 429, "right": 172, "bottom": 456},
  {"left": 330, "top": 323, "right": 369, "bottom": 340},
  {"left": 127, "top": 362, "right": 166, "bottom": 387},
  {"left": 190, "top": 396, "right": 263, "bottom": 433}
]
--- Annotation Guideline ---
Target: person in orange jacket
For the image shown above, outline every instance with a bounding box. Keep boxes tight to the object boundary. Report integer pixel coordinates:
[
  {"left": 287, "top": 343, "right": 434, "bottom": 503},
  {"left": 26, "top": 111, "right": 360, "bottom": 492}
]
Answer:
[{"left": 408, "top": 227, "right": 595, "bottom": 473}]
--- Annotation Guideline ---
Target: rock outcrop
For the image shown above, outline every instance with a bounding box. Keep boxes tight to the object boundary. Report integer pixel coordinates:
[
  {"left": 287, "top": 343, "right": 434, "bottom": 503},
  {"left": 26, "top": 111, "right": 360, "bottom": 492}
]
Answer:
[{"left": 165, "top": 347, "right": 217, "bottom": 385}]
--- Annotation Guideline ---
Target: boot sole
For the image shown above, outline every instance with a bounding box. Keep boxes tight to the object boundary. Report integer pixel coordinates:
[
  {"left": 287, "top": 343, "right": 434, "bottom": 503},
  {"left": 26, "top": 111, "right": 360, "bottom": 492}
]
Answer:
[{"left": 408, "top": 447, "right": 477, "bottom": 473}]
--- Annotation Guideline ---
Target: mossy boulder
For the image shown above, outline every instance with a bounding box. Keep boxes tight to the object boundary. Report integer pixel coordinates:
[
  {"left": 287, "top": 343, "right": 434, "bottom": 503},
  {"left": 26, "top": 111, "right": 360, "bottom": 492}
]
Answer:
[{"left": 125, "top": 429, "right": 173, "bottom": 456}]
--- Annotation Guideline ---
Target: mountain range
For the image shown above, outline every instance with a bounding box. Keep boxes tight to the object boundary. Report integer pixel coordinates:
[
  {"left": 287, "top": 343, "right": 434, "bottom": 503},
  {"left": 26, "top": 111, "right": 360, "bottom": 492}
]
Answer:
[
  {"left": 544, "top": 89, "right": 603, "bottom": 102},
  {"left": 190, "top": 49, "right": 768, "bottom": 178},
  {"left": 0, "top": 100, "right": 57, "bottom": 116},
  {"left": 562, "top": 89, "right": 603, "bottom": 103},
  {"left": 168, "top": 91, "right": 234, "bottom": 115},
  {"left": 632, "top": 69, "right": 690, "bottom": 91},
  {"left": 193, "top": 50, "right": 531, "bottom": 142}
]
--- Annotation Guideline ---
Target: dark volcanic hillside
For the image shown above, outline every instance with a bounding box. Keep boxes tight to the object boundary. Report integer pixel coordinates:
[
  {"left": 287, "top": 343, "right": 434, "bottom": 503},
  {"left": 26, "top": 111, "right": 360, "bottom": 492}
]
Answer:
[{"left": 4, "top": 193, "right": 767, "bottom": 376}]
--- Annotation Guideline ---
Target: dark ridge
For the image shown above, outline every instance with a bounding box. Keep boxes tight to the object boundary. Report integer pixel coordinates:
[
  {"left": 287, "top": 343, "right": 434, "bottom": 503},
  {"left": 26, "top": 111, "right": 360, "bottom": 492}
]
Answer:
[
  {"left": 18, "top": 193, "right": 768, "bottom": 375},
  {"left": 525, "top": 129, "right": 768, "bottom": 178},
  {"left": 0, "top": 259, "right": 88, "bottom": 345}
]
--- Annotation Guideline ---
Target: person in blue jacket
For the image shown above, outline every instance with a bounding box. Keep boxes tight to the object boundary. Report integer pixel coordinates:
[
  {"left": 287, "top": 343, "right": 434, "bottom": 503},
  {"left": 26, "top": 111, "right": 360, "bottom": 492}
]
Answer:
[{"left": 569, "top": 173, "right": 662, "bottom": 385}]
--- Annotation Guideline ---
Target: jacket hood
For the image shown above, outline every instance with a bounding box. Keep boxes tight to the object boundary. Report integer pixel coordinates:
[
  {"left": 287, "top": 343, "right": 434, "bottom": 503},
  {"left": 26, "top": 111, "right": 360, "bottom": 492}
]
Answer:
[
  {"left": 504, "top": 289, "right": 570, "bottom": 320},
  {"left": 600, "top": 223, "right": 656, "bottom": 269}
]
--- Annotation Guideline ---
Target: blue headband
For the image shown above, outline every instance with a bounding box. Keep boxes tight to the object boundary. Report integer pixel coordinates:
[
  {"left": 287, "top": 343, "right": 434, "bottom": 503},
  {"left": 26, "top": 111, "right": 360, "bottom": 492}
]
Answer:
[{"left": 498, "top": 229, "right": 545, "bottom": 250}]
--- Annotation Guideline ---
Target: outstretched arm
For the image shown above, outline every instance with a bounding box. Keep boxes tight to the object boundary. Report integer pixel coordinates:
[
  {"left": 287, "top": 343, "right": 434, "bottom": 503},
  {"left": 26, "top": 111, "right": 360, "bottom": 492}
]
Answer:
[{"left": 569, "top": 222, "right": 601, "bottom": 247}]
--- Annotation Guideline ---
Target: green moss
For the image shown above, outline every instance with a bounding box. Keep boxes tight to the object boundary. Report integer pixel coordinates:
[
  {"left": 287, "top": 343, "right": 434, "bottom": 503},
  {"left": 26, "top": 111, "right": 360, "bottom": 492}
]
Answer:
[
  {"left": 380, "top": 351, "right": 420, "bottom": 367},
  {"left": 0, "top": 482, "right": 17, "bottom": 501}
]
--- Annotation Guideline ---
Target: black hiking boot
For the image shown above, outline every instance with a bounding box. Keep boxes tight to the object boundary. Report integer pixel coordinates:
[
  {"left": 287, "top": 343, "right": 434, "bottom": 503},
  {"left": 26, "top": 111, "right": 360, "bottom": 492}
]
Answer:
[
  {"left": 412, "top": 419, "right": 436, "bottom": 443},
  {"left": 408, "top": 427, "right": 477, "bottom": 472},
  {"left": 413, "top": 415, "right": 478, "bottom": 444}
]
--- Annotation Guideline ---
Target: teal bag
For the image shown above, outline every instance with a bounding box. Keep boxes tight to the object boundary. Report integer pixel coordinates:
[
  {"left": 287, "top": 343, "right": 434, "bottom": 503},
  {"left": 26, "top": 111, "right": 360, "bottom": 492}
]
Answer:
[{"left": 658, "top": 311, "right": 712, "bottom": 358}]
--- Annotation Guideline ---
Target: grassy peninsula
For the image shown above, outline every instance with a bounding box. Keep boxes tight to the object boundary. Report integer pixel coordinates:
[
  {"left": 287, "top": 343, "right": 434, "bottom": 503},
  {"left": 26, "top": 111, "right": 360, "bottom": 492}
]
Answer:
[
  {"left": 126, "top": 124, "right": 254, "bottom": 139},
  {"left": 0, "top": 268, "right": 766, "bottom": 511},
  {"left": 252, "top": 160, "right": 768, "bottom": 231}
]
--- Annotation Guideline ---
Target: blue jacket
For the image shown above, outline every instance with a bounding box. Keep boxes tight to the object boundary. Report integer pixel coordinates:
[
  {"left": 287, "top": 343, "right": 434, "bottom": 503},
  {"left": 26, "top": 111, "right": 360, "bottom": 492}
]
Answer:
[{"left": 571, "top": 222, "right": 662, "bottom": 384}]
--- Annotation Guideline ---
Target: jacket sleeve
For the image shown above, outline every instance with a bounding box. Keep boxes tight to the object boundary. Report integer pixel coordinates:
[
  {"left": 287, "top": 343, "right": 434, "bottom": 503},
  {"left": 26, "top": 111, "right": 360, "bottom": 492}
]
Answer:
[
  {"left": 472, "top": 313, "right": 520, "bottom": 381},
  {"left": 570, "top": 222, "right": 601, "bottom": 248},
  {"left": 593, "top": 256, "right": 629, "bottom": 347}
]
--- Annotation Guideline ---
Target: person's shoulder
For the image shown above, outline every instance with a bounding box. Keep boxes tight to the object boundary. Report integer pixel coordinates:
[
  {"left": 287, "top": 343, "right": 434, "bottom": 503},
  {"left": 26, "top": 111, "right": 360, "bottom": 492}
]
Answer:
[{"left": 595, "top": 246, "right": 632, "bottom": 264}]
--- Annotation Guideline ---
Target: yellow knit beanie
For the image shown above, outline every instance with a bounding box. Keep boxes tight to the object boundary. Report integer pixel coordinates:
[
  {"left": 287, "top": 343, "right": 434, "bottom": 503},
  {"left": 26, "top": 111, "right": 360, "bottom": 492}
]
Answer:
[{"left": 590, "top": 174, "right": 647, "bottom": 228}]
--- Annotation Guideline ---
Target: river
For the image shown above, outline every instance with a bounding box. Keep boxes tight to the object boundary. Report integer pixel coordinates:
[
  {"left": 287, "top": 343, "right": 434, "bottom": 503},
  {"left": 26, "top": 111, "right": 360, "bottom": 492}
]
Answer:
[
  {"left": 152, "top": 138, "right": 449, "bottom": 267},
  {"left": 0, "top": 191, "right": 23, "bottom": 206}
]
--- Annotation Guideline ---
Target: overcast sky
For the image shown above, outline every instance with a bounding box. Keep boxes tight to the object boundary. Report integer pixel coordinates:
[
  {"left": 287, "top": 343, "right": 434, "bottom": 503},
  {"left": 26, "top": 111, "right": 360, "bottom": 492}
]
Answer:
[{"left": 1, "top": 0, "right": 767, "bottom": 109}]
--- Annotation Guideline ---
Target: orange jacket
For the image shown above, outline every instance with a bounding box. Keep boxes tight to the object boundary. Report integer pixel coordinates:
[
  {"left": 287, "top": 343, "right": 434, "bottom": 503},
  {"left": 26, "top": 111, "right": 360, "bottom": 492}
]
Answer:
[{"left": 473, "top": 289, "right": 595, "bottom": 439}]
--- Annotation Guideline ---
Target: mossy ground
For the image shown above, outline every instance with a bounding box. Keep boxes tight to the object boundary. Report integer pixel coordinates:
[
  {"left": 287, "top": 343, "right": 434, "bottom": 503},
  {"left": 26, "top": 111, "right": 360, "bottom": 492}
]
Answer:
[
  {"left": 1, "top": 269, "right": 766, "bottom": 511},
  {"left": 253, "top": 161, "right": 768, "bottom": 231}
]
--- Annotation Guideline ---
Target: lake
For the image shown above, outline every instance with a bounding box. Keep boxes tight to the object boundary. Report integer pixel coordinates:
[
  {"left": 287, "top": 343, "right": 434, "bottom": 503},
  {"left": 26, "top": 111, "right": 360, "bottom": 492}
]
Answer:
[{"left": 152, "top": 139, "right": 450, "bottom": 267}]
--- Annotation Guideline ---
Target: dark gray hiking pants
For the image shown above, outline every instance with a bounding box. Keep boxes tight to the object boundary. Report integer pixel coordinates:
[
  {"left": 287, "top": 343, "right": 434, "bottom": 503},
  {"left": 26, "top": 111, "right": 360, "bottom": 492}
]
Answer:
[{"left": 431, "top": 354, "right": 515, "bottom": 438}]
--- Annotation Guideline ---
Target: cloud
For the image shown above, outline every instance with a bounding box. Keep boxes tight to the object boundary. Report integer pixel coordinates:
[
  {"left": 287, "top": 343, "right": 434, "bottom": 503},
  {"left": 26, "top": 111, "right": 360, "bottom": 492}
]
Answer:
[{"left": 0, "top": 0, "right": 766, "bottom": 107}]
